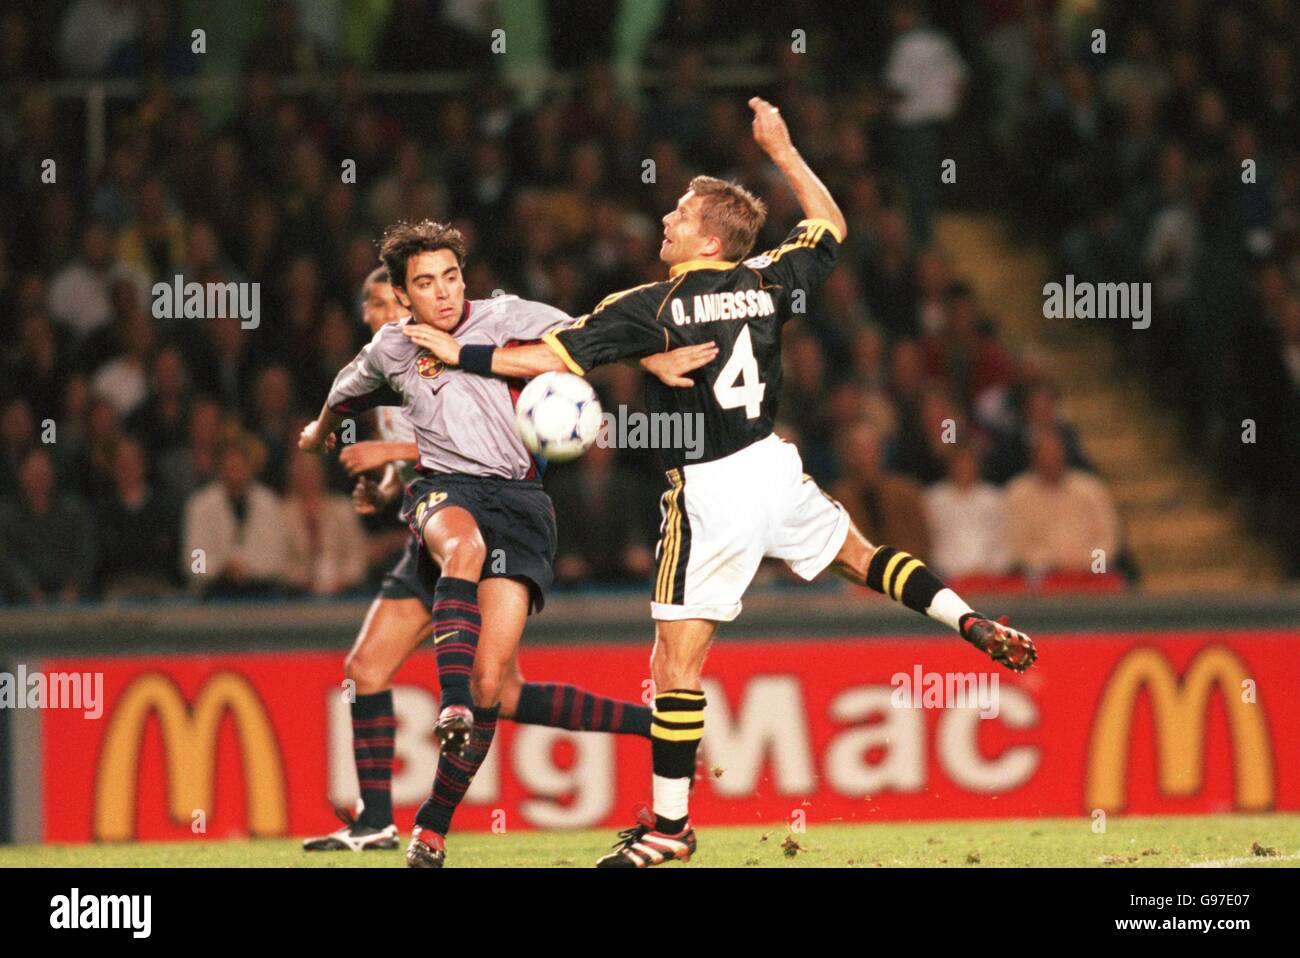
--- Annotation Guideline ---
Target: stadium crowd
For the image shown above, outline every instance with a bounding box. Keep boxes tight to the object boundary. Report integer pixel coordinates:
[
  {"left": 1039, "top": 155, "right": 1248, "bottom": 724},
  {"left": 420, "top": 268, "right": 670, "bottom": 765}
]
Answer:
[
  {"left": 997, "top": 0, "right": 1300, "bottom": 574},
  {"left": 0, "top": 0, "right": 1133, "bottom": 605}
]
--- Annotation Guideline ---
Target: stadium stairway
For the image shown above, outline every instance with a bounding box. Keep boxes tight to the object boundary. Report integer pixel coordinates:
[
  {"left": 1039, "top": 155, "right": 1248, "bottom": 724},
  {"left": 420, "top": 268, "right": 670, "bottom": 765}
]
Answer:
[{"left": 934, "top": 214, "right": 1284, "bottom": 594}]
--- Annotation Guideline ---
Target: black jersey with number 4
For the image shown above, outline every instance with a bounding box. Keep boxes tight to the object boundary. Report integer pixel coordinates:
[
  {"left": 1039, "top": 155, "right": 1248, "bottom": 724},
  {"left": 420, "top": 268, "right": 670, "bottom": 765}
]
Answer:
[{"left": 544, "top": 218, "right": 842, "bottom": 470}]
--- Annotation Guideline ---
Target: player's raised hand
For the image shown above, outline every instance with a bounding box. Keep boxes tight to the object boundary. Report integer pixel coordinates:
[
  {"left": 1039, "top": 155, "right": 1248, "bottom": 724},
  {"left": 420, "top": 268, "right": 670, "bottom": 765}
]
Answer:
[
  {"left": 749, "top": 97, "right": 794, "bottom": 159},
  {"left": 640, "top": 341, "right": 719, "bottom": 388},
  {"left": 402, "top": 322, "right": 461, "bottom": 364},
  {"left": 298, "top": 419, "right": 337, "bottom": 454}
]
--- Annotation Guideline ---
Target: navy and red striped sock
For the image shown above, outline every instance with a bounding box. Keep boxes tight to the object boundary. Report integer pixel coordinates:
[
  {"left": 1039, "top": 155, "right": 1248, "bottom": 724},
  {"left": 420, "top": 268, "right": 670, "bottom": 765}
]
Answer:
[
  {"left": 431, "top": 577, "right": 480, "bottom": 710},
  {"left": 351, "top": 690, "right": 395, "bottom": 828},
  {"left": 514, "top": 682, "right": 652, "bottom": 738},
  {"left": 415, "top": 704, "right": 499, "bottom": 835}
]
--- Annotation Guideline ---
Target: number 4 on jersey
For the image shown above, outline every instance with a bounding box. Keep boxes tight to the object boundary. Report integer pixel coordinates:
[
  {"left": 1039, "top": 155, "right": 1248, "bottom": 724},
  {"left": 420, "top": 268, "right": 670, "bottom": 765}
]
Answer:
[{"left": 712, "top": 325, "right": 766, "bottom": 419}]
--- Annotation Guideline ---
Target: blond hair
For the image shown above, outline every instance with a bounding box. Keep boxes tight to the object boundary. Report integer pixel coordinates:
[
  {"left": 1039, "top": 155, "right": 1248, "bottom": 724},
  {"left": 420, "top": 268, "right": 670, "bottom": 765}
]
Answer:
[{"left": 688, "top": 175, "right": 768, "bottom": 260}]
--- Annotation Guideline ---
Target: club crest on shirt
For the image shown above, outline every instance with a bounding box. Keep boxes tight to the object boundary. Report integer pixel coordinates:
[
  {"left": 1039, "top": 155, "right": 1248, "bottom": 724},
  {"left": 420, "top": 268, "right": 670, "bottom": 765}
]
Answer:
[{"left": 416, "top": 354, "right": 444, "bottom": 379}]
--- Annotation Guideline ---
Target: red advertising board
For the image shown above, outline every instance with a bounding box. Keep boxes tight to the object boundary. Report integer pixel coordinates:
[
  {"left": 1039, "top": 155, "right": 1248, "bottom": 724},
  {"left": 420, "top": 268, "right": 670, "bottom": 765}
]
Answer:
[{"left": 37, "top": 629, "right": 1300, "bottom": 842}]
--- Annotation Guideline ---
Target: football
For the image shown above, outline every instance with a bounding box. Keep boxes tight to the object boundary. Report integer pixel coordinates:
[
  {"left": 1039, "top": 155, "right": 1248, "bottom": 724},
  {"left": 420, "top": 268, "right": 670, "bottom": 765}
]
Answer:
[{"left": 514, "top": 371, "right": 603, "bottom": 462}]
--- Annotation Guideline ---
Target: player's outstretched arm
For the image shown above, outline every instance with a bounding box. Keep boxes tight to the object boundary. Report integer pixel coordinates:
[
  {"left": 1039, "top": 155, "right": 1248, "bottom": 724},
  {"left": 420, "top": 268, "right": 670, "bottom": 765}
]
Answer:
[
  {"left": 400, "top": 322, "right": 717, "bottom": 386},
  {"left": 749, "top": 97, "right": 847, "bottom": 240},
  {"left": 401, "top": 323, "right": 565, "bottom": 377},
  {"left": 339, "top": 440, "right": 420, "bottom": 476}
]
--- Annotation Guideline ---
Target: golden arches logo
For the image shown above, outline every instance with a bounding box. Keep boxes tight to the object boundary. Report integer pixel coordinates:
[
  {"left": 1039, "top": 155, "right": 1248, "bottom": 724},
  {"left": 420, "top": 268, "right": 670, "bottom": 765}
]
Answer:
[
  {"left": 93, "top": 671, "right": 288, "bottom": 841},
  {"left": 1086, "top": 646, "right": 1273, "bottom": 812}
]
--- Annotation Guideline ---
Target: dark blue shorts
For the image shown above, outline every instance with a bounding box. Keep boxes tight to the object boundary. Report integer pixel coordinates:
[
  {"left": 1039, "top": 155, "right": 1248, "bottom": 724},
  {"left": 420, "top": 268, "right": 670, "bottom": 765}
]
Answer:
[
  {"left": 401, "top": 473, "right": 557, "bottom": 614},
  {"left": 378, "top": 533, "right": 439, "bottom": 606}
]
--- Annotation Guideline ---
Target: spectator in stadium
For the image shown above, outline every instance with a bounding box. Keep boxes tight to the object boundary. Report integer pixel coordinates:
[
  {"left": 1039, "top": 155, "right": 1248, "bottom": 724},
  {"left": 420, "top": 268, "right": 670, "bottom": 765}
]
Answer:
[
  {"left": 126, "top": 345, "right": 192, "bottom": 458},
  {"left": 1005, "top": 431, "right": 1120, "bottom": 577},
  {"left": 247, "top": 364, "right": 301, "bottom": 492},
  {"left": 115, "top": 176, "right": 186, "bottom": 280},
  {"left": 0, "top": 396, "right": 35, "bottom": 493},
  {"left": 68, "top": 396, "right": 125, "bottom": 503},
  {"left": 96, "top": 436, "right": 179, "bottom": 599},
  {"left": 180, "top": 438, "right": 288, "bottom": 597},
  {"left": 245, "top": 0, "right": 329, "bottom": 76},
  {"left": 986, "top": 382, "right": 1091, "bottom": 484},
  {"left": 831, "top": 419, "right": 931, "bottom": 560},
  {"left": 57, "top": 0, "right": 140, "bottom": 77},
  {"left": 923, "top": 443, "right": 1011, "bottom": 579},
  {"left": 0, "top": 447, "right": 96, "bottom": 604},
  {"left": 780, "top": 330, "right": 836, "bottom": 483},
  {"left": 105, "top": 0, "right": 198, "bottom": 78},
  {"left": 90, "top": 309, "right": 156, "bottom": 419},
  {"left": 46, "top": 221, "right": 122, "bottom": 341},
  {"left": 157, "top": 398, "right": 223, "bottom": 507},
  {"left": 882, "top": 0, "right": 968, "bottom": 246},
  {"left": 281, "top": 448, "right": 367, "bottom": 596},
  {"left": 892, "top": 385, "right": 962, "bottom": 485},
  {"left": 189, "top": 316, "right": 258, "bottom": 416},
  {"left": 8, "top": 314, "right": 66, "bottom": 422},
  {"left": 547, "top": 440, "right": 658, "bottom": 586}
]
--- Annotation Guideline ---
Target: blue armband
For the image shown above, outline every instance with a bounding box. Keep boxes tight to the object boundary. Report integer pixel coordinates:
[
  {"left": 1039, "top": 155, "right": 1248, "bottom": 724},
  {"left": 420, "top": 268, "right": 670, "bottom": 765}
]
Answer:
[{"left": 459, "top": 344, "right": 496, "bottom": 376}]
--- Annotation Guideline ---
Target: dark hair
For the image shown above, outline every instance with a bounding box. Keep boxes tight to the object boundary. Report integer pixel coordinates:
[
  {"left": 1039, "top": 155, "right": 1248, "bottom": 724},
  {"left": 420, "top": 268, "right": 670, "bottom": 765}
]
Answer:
[
  {"left": 379, "top": 220, "right": 467, "bottom": 289},
  {"left": 687, "top": 175, "right": 768, "bottom": 260},
  {"left": 362, "top": 265, "right": 391, "bottom": 298}
]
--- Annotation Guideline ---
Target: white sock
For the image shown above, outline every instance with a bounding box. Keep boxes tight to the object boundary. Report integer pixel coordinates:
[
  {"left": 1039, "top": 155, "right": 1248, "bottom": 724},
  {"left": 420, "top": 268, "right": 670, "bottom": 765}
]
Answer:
[
  {"left": 652, "top": 774, "right": 691, "bottom": 826},
  {"left": 927, "top": 587, "right": 974, "bottom": 633}
]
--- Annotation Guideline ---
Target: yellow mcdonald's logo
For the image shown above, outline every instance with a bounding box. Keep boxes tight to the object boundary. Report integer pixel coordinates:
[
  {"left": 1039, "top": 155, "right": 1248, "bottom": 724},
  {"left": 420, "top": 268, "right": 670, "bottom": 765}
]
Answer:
[
  {"left": 1086, "top": 646, "right": 1273, "bottom": 812},
  {"left": 93, "top": 671, "right": 288, "bottom": 841}
]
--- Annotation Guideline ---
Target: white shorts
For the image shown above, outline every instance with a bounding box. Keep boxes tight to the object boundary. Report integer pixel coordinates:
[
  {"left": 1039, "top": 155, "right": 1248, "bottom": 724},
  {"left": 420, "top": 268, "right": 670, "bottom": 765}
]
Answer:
[{"left": 651, "top": 434, "right": 850, "bottom": 622}]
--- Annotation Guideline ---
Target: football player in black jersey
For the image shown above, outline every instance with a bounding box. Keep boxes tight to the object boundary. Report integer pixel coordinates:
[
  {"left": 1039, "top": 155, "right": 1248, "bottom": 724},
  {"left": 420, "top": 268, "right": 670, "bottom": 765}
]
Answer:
[{"left": 407, "top": 97, "right": 1037, "bottom": 868}]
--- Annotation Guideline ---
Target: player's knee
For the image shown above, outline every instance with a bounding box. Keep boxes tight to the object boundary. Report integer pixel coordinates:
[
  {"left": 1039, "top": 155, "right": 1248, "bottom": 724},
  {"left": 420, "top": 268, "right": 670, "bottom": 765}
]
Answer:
[
  {"left": 345, "top": 647, "right": 392, "bottom": 695},
  {"left": 834, "top": 526, "right": 873, "bottom": 581},
  {"left": 435, "top": 530, "right": 487, "bottom": 578}
]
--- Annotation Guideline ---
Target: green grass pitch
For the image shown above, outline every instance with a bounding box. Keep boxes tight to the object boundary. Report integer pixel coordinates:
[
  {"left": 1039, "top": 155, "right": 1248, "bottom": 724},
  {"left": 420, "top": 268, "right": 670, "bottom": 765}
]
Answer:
[{"left": 3, "top": 814, "right": 1299, "bottom": 868}]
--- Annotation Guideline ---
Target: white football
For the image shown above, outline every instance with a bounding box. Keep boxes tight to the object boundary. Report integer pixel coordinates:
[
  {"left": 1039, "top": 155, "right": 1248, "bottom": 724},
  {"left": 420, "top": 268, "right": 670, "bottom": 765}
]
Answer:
[{"left": 514, "top": 371, "right": 603, "bottom": 462}]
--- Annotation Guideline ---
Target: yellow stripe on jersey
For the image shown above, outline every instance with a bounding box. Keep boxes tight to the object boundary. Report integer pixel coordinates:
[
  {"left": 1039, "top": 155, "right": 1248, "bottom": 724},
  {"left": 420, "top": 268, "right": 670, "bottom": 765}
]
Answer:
[
  {"left": 541, "top": 328, "right": 585, "bottom": 375},
  {"left": 667, "top": 259, "right": 738, "bottom": 277},
  {"left": 797, "top": 217, "right": 843, "bottom": 244},
  {"left": 593, "top": 281, "right": 660, "bottom": 314},
  {"left": 751, "top": 219, "right": 838, "bottom": 269},
  {"left": 654, "top": 273, "right": 690, "bottom": 325}
]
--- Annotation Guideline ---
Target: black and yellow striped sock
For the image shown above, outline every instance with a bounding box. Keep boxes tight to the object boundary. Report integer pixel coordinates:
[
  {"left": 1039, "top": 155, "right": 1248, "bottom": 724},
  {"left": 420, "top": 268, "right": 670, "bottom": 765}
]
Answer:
[
  {"left": 650, "top": 689, "right": 705, "bottom": 833},
  {"left": 865, "top": 545, "right": 973, "bottom": 632}
]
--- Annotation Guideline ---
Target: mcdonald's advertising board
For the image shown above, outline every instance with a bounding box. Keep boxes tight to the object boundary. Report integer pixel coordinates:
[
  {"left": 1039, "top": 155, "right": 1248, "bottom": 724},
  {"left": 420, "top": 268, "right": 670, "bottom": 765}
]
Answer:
[{"left": 27, "top": 629, "right": 1300, "bottom": 842}]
